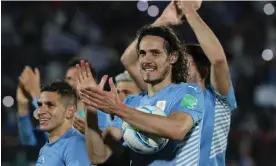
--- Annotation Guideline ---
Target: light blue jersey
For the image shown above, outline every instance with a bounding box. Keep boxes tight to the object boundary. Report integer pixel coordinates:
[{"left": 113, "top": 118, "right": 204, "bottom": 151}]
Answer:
[
  {"left": 199, "top": 82, "right": 237, "bottom": 166},
  {"left": 36, "top": 128, "right": 92, "bottom": 166},
  {"left": 111, "top": 83, "right": 205, "bottom": 166}
]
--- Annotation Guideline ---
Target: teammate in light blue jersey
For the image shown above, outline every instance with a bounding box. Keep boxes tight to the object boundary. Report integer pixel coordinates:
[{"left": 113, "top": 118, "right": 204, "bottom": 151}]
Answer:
[
  {"left": 120, "top": 1, "right": 237, "bottom": 165},
  {"left": 177, "top": 1, "right": 237, "bottom": 165},
  {"left": 77, "top": 25, "right": 205, "bottom": 166},
  {"left": 16, "top": 59, "right": 111, "bottom": 146},
  {"left": 35, "top": 80, "right": 91, "bottom": 166}
]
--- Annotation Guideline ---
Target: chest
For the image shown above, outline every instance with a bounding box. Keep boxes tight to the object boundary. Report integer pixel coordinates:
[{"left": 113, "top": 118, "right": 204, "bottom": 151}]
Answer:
[
  {"left": 36, "top": 146, "right": 64, "bottom": 166},
  {"left": 130, "top": 94, "right": 178, "bottom": 116}
]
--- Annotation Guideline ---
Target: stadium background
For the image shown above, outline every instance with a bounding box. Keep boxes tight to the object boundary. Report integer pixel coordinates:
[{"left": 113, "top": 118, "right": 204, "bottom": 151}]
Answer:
[{"left": 1, "top": 1, "right": 276, "bottom": 166}]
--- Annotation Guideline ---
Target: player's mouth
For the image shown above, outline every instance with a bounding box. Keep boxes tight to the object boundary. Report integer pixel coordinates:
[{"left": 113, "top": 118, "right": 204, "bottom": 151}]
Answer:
[
  {"left": 142, "top": 65, "right": 157, "bottom": 73},
  {"left": 39, "top": 118, "right": 50, "bottom": 124}
]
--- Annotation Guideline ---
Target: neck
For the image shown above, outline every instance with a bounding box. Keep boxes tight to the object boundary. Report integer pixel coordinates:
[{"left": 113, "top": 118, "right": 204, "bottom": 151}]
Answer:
[
  {"left": 197, "top": 80, "right": 206, "bottom": 91},
  {"left": 147, "top": 73, "right": 172, "bottom": 97},
  {"left": 48, "top": 121, "right": 72, "bottom": 143}
]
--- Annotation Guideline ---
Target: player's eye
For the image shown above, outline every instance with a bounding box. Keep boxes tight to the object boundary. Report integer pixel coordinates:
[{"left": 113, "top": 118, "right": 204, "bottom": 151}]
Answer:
[
  {"left": 37, "top": 102, "right": 42, "bottom": 107},
  {"left": 139, "top": 50, "right": 146, "bottom": 57},
  {"left": 151, "top": 50, "right": 160, "bottom": 56}
]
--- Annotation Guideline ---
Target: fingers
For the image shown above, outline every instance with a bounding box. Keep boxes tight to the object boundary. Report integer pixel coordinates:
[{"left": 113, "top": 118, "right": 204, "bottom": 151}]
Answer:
[
  {"left": 80, "top": 60, "right": 86, "bottom": 80},
  {"left": 82, "top": 97, "right": 100, "bottom": 109},
  {"left": 73, "top": 116, "right": 85, "bottom": 133},
  {"left": 99, "top": 75, "right": 108, "bottom": 90},
  {"left": 35, "top": 68, "right": 40, "bottom": 81},
  {"left": 81, "top": 87, "right": 106, "bottom": 100},
  {"left": 76, "top": 64, "right": 82, "bottom": 83},
  {"left": 108, "top": 77, "right": 117, "bottom": 93},
  {"left": 85, "top": 62, "right": 92, "bottom": 78}
]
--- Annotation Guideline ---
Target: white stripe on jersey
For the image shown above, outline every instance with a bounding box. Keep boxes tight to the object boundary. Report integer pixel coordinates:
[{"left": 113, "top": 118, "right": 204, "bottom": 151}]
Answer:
[
  {"left": 176, "top": 124, "right": 201, "bottom": 166},
  {"left": 210, "top": 97, "right": 231, "bottom": 158}
]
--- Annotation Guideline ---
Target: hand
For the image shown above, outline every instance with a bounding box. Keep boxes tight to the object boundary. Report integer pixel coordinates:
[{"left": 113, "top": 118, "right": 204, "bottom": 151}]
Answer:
[
  {"left": 73, "top": 115, "right": 85, "bottom": 134},
  {"left": 154, "top": 0, "right": 183, "bottom": 26},
  {"left": 16, "top": 84, "right": 30, "bottom": 116},
  {"left": 176, "top": 0, "right": 202, "bottom": 15},
  {"left": 80, "top": 77, "right": 122, "bottom": 115},
  {"left": 16, "top": 84, "right": 29, "bottom": 105},
  {"left": 19, "top": 66, "right": 40, "bottom": 99},
  {"left": 76, "top": 60, "right": 108, "bottom": 112}
]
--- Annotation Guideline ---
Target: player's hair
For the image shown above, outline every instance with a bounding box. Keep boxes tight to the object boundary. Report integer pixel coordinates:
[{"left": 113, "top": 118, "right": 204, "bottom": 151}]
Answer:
[
  {"left": 186, "top": 44, "right": 211, "bottom": 86},
  {"left": 136, "top": 25, "right": 188, "bottom": 83},
  {"left": 67, "top": 58, "right": 97, "bottom": 79},
  {"left": 41, "top": 80, "right": 77, "bottom": 107}
]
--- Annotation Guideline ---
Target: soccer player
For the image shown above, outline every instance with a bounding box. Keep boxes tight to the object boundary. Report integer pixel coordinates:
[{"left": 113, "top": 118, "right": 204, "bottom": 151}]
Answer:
[
  {"left": 16, "top": 58, "right": 111, "bottom": 146},
  {"left": 35, "top": 80, "right": 91, "bottom": 165},
  {"left": 78, "top": 26, "right": 205, "bottom": 166},
  {"left": 120, "top": 1, "right": 237, "bottom": 166},
  {"left": 177, "top": 2, "right": 237, "bottom": 165},
  {"left": 115, "top": 71, "right": 141, "bottom": 101}
]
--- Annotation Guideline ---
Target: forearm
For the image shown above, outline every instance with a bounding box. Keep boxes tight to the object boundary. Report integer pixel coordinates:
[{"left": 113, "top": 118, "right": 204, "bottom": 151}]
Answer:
[
  {"left": 85, "top": 109, "right": 111, "bottom": 164},
  {"left": 17, "top": 105, "right": 37, "bottom": 145},
  {"left": 116, "top": 105, "right": 185, "bottom": 141},
  {"left": 185, "top": 9, "right": 226, "bottom": 64}
]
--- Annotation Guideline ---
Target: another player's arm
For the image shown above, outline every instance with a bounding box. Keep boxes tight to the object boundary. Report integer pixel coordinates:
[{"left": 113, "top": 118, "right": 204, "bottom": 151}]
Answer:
[
  {"left": 182, "top": 4, "right": 230, "bottom": 95},
  {"left": 115, "top": 85, "right": 204, "bottom": 141},
  {"left": 85, "top": 109, "right": 123, "bottom": 165},
  {"left": 121, "top": 1, "right": 182, "bottom": 91}
]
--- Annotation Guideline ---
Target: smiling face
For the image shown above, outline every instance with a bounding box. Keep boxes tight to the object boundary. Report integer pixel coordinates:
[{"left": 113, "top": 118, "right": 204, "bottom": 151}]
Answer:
[
  {"left": 37, "top": 92, "right": 68, "bottom": 132},
  {"left": 138, "top": 35, "right": 174, "bottom": 84}
]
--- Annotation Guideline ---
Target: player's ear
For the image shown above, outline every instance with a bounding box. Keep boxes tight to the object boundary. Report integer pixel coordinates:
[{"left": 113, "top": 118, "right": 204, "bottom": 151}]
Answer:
[
  {"left": 199, "top": 67, "right": 209, "bottom": 80},
  {"left": 169, "top": 53, "right": 178, "bottom": 64},
  {"left": 66, "top": 105, "right": 76, "bottom": 119}
]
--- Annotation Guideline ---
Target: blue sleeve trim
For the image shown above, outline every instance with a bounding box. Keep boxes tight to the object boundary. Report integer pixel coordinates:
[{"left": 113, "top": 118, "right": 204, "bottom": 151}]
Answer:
[{"left": 32, "top": 97, "right": 39, "bottom": 109}]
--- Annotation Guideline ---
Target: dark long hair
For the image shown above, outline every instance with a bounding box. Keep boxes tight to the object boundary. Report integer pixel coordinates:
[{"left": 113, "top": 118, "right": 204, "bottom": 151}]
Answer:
[{"left": 136, "top": 25, "right": 188, "bottom": 83}]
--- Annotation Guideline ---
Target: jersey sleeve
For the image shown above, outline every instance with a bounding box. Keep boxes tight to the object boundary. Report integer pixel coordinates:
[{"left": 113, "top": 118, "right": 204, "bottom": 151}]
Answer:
[
  {"left": 171, "top": 83, "right": 205, "bottom": 125},
  {"left": 17, "top": 114, "right": 38, "bottom": 146},
  {"left": 64, "top": 136, "right": 92, "bottom": 166},
  {"left": 211, "top": 80, "right": 237, "bottom": 111},
  {"left": 32, "top": 97, "right": 39, "bottom": 109},
  {"left": 97, "top": 110, "right": 112, "bottom": 131}
]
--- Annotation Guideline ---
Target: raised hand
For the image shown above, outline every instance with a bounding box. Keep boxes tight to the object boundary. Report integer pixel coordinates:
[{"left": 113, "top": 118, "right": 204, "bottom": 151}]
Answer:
[
  {"left": 154, "top": 0, "right": 183, "bottom": 26},
  {"left": 16, "top": 84, "right": 29, "bottom": 105},
  {"left": 80, "top": 77, "right": 122, "bottom": 115},
  {"left": 176, "top": 0, "right": 202, "bottom": 14},
  {"left": 19, "top": 66, "right": 41, "bottom": 99},
  {"left": 76, "top": 60, "right": 108, "bottom": 112},
  {"left": 73, "top": 115, "right": 85, "bottom": 134}
]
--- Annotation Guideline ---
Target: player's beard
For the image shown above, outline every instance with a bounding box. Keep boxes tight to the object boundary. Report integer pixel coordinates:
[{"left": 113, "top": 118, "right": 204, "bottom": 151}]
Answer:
[{"left": 141, "top": 64, "right": 170, "bottom": 86}]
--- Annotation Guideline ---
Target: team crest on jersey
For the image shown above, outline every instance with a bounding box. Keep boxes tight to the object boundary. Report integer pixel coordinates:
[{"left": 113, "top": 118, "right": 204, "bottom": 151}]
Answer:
[
  {"left": 156, "top": 101, "right": 166, "bottom": 111},
  {"left": 180, "top": 94, "right": 197, "bottom": 109}
]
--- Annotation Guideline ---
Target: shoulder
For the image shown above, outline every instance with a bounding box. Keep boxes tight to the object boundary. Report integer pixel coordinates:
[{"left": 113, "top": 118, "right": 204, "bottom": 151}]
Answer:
[
  {"left": 64, "top": 129, "right": 85, "bottom": 145},
  {"left": 172, "top": 83, "right": 203, "bottom": 97},
  {"left": 123, "top": 92, "right": 146, "bottom": 104}
]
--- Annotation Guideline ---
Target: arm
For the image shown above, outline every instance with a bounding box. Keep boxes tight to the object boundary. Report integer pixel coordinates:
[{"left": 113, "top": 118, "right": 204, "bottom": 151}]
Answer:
[
  {"left": 85, "top": 109, "right": 123, "bottom": 165},
  {"left": 183, "top": 5, "right": 230, "bottom": 96},
  {"left": 113, "top": 84, "right": 204, "bottom": 141},
  {"left": 117, "top": 106, "right": 193, "bottom": 141},
  {"left": 17, "top": 104, "right": 37, "bottom": 146},
  {"left": 121, "top": 1, "right": 182, "bottom": 91}
]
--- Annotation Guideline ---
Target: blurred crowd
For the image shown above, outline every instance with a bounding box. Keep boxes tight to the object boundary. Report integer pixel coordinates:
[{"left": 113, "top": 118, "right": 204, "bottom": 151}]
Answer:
[{"left": 1, "top": 1, "right": 276, "bottom": 166}]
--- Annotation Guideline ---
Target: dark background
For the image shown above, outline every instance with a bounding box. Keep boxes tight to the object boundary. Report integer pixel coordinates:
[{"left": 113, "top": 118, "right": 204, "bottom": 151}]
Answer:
[{"left": 1, "top": 1, "right": 276, "bottom": 166}]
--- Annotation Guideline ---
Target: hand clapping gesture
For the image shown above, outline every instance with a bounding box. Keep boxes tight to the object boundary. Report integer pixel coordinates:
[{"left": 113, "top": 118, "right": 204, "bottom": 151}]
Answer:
[{"left": 77, "top": 61, "right": 122, "bottom": 115}]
